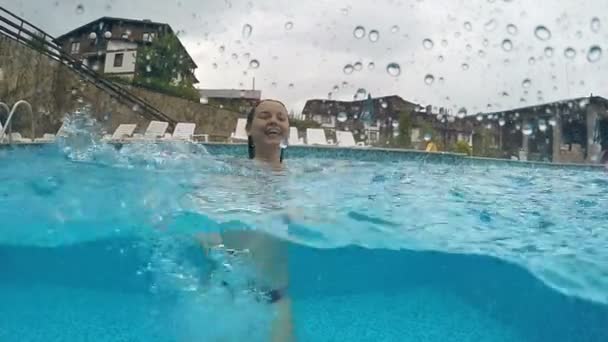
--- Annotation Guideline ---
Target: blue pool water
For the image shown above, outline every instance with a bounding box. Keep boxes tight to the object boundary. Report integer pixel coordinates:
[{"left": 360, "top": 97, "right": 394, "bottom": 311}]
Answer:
[{"left": 1, "top": 124, "right": 607, "bottom": 341}]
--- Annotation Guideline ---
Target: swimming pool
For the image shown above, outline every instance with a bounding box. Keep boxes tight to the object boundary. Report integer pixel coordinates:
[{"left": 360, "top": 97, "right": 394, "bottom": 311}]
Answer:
[{"left": 1, "top": 125, "right": 607, "bottom": 341}]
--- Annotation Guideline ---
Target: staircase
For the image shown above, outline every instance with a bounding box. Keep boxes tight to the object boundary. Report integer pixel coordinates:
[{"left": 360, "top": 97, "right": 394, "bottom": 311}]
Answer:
[{"left": 0, "top": 6, "right": 177, "bottom": 128}]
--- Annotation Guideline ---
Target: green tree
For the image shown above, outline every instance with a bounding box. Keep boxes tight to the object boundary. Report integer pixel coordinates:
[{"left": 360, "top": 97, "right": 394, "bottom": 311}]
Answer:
[{"left": 133, "top": 34, "right": 199, "bottom": 101}]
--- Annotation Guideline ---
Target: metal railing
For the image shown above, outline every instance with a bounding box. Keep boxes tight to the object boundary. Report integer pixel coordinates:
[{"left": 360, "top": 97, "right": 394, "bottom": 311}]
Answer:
[
  {"left": 0, "top": 6, "right": 177, "bottom": 128},
  {"left": 0, "top": 100, "right": 33, "bottom": 144}
]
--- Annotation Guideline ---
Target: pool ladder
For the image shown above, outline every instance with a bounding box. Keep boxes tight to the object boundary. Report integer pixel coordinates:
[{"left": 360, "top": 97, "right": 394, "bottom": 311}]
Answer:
[{"left": 0, "top": 100, "right": 34, "bottom": 145}]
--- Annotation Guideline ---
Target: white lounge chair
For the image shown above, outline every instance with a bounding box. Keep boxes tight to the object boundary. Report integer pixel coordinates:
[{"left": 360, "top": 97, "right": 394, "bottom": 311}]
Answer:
[
  {"left": 111, "top": 124, "right": 137, "bottom": 140},
  {"left": 288, "top": 127, "right": 302, "bottom": 146},
  {"left": 230, "top": 118, "right": 248, "bottom": 142},
  {"left": 34, "top": 133, "right": 56, "bottom": 143},
  {"left": 144, "top": 121, "right": 169, "bottom": 139},
  {"left": 306, "top": 128, "right": 328, "bottom": 145},
  {"left": 336, "top": 131, "right": 356, "bottom": 147},
  {"left": 171, "top": 123, "right": 196, "bottom": 141}
]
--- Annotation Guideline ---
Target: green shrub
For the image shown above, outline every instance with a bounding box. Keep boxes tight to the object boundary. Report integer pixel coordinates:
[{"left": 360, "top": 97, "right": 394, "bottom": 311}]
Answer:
[{"left": 452, "top": 140, "right": 472, "bottom": 155}]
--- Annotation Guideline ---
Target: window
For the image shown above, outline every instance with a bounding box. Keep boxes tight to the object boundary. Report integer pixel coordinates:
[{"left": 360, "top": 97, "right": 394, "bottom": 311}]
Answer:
[
  {"left": 143, "top": 32, "right": 156, "bottom": 42},
  {"left": 70, "top": 41, "right": 80, "bottom": 54},
  {"left": 113, "top": 53, "right": 124, "bottom": 67}
]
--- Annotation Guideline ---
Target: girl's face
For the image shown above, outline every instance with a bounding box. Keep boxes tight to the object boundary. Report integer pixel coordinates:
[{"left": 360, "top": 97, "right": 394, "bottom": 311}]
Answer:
[{"left": 248, "top": 101, "right": 290, "bottom": 148}]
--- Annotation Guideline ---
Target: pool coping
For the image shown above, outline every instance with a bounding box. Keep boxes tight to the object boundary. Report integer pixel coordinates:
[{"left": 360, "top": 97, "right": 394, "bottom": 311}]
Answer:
[{"left": 1, "top": 141, "right": 605, "bottom": 170}]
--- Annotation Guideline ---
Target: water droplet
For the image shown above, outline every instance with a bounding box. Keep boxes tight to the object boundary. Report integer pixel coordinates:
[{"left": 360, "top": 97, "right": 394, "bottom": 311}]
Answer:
[
  {"left": 464, "top": 21, "right": 472, "bottom": 31},
  {"left": 499, "top": 118, "right": 506, "bottom": 126},
  {"left": 506, "top": 24, "right": 518, "bottom": 35},
  {"left": 534, "top": 26, "right": 552, "bottom": 41},
  {"left": 422, "top": 38, "right": 434, "bottom": 50},
  {"left": 522, "top": 124, "right": 533, "bottom": 135},
  {"left": 219, "top": 45, "right": 225, "bottom": 53},
  {"left": 528, "top": 57, "right": 536, "bottom": 65},
  {"left": 576, "top": 30, "right": 583, "bottom": 39},
  {"left": 369, "top": 30, "right": 380, "bottom": 42},
  {"left": 522, "top": 78, "right": 532, "bottom": 88},
  {"left": 333, "top": 85, "right": 340, "bottom": 91},
  {"left": 104, "top": 31, "right": 112, "bottom": 39},
  {"left": 548, "top": 117, "right": 557, "bottom": 126},
  {"left": 212, "top": 63, "right": 218, "bottom": 69},
  {"left": 337, "top": 112, "right": 348, "bottom": 122},
  {"left": 439, "top": 77, "right": 445, "bottom": 84},
  {"left": 392, "top": 120, "right": 399, "bottom": 128},
  {"left": 200, "top": 97, "right": 209, "bottom": 104},
  {"left": 381, "top": 102, "right": 388, "bottom": 109},
  {"left": 502, "top": 39, "right": 513, "bottom": 51},
  {"left": 288, "top": 83, "right": 294, "bottom": 89},
  {"left": 242, "top": 24, "right": 253, "bottom": 39},
  {"left": 368, "top": 62, "right": 375, "bottom": 70},
  {"left": 353, "top": 62, "right": 363, "bottom": 71},
  {"left": 441, "top": 39, "right": 448, "bottom": 47},
  {"left": 465, "top": 44, "right": 472, "bottom": 51},
  {"left": 424, "top": 74, "right": 435, "bottom": 85},
  {"left": 132, "top": 104, "right": 140, "bottom": 112},
  {"left": 146, "top": 65, "right": 152, "bottom": 72},
  {"left": 249, "top": 59, "right": 260, "bottom": 69},
  {"left": 353, "top": 26, "right": 366, "bottom": 39},
  {"left": 343, "top": 64, "right": 354, "bottom": 74},
  {"left": 591, "top": 17, "right": 601, "bottom": 33},
  {"left": 461, "top": 63, "right": 470, "bottom": 71},
  {"left": 285, "top": 21, "right": 294, "bottom": 31},
  {"left": 478, "top": 49, "right": 486, "bottom": 58},
  {"left": 231, "top": 53, "right": 238, "bottom": 60},
  {"left": 438, "top": 55, "right": 444, "bottom": 62},
  {"left": 386, "top": 63, "right": 401, "bottom": 77},
  {"left": 564, "top": 47, "right": 576, "bottom": 59},
  {"left": 543, "top": 47, "right": 554, "bottom": 58},
  {"left": 483, "top": 39, "right": 490, "bottom": 47},
  {"left": 423, "top": 133, "right": 432, "bottom": 142},
  {"left": 587, "top": 45, "right": 602, "bottom": 63},
  {"left": 280, "top": 138, "right": 288, "bottom": 149},
  {"left": 391, "top": 25, "right": 400, "bottom": 33},
  {"left": 457, "top": 108, "right": 467, "bottom": 119},
  {"left": 484, "top": 19, "right": 497, "bottom": 32},
  {"left": 476, "top": 114, "right": 483, "bottom": 122},
  {"left": 75, "top": 4, "right": 84, "bottom": 14},
  {"left": 538, "top": 119, "right": 548, "bottom": 132},
  {"left": 89, "top": 32, "right": 97, "bottom": 40}
]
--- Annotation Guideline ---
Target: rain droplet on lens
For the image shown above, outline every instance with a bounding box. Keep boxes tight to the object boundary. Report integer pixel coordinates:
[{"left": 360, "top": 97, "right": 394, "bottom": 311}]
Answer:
[
  {"left": 288, "top": 83, "right": 295, "bottom": 89},
  {"left": 146, "top": 65, "right": 152, "bottom": 72},
  {"left": 529, "top": 57, "right": 536, "bottom": 65},
  {"left": 506, "top": 23, "right": 518, "bottom": 35},
  {"left": 353, "top": 61, "right": 363, "bottom": 71},
  {"left": 476, "top": 114, "right": 483, "bottom": 121},
  {"left": 534, "top": 25, "right": 552, "bottom": 41},
  {"left": 219, "top": 45, "right": 225, "bottom": 53},
  {"left": 522, "top": 78, "right": 532, "bottom": 88},
  {"left": 538, "top": 119, "right": 548, "bottom": 132},
  {"left": 343, "top": 64, "right": 354, "bottom": 74},
  {"left": 522, "top": 124, "right": 533, "bottom": 135},
  {"left": 422, "top": 38, "right": 434, "bottom": 50},
  {"left": 441, "top": 39, "right": 448, "bottom": 47},
  {"left": 591, "top": 17, "right": 601, "bottom": 33},
  {"left": 457, "top": 108, "right": 467, "bottom": 118},
  {"left": 368, "top": 62, "right": 375, "bottom": 70},
  {"left": 337, "top": 112, "right": 348, "bottom": 122},
  {"left": 548, "top": 117, "right": 557, "bottom": 126},
  {"left": 483, "top": 38, "right": 490, "bottom": 47},
  {"left": 461, "top": 63, "right": 470, "bottom": 70},
  {"left": 353, "top": 26, "right": 366, "bottom": 39},
  {"left": 285, "top": 21, "right": 294, "bottom": 31},
  {"left": 438, "top": 55, "right": 444, "bottom": 62},
  {"left": 249, "top": 59, "right": 260, "bottom": 69},
  {"left": 499, "top": 118, "right": 506, "bottom": 126},
  {"left": 242, "top": 24, "right": 253, "bottom": 39},
  {"left": 564, "top": 47, "right": 576, "bottom": 59},
  {"left": 484, "top": 19, "right": 497, "bottom": 32},
  {"left": 212, "top": 63, "right": 218, "bottom": 69},
  {"left": 75, "top": 4, "right": 85, "bottom": 14},
  {"left": 587, "top": 46, "right": 602, "bottom": 63},
  {"left": 386, "top": 63, "right": 401, "bottom": 77},
  {"left": 423, "top": 133, "right": 432, "bottom": 141},
  {"left": 381, "top": 102, "right": 388, "bottom": 109},
  {"left": 424, "top": 74, "right": 435, "bottom": 85},
  {"left": 478, "top": 49, "right": 486, "bottom": 58},
  {"left": 464, "top": 21, "right": 472, "bottom": 31},
  {"left": 369, "top": 30, "right": 380, "bottom": 42},
  {"left": 231, "top": 53, "right": 238, "bottom": 60},
  {"left": 391, "top": 25, "right": 400, "bottom": 33},
  {"left": 502, "top": 39, "right": 513, "bottom": 51},
  {"left": 544, "top": 46, "right": 554, "bottom": 58}
]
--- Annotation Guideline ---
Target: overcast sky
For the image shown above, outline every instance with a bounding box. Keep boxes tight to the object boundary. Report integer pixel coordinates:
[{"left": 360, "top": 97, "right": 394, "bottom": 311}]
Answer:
[{"left": 6, "top": 0, "right": 608, "bottom": 114}]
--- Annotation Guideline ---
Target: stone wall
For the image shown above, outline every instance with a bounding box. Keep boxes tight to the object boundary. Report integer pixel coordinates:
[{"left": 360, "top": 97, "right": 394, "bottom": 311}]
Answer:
[{"left": 0, "top": 35, "right": 238, "bottom": 139}]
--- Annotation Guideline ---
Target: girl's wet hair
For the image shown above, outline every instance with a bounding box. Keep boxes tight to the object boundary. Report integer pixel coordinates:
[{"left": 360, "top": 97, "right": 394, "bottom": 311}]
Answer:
[{"left": 246, "top": 99, "right": 288, "bottom": 161}]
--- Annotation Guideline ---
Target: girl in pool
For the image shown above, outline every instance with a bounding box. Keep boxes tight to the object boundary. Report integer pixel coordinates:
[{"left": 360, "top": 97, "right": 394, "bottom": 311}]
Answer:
[{"left": 200, "top": 99, "right": 293, "bottom": 341}]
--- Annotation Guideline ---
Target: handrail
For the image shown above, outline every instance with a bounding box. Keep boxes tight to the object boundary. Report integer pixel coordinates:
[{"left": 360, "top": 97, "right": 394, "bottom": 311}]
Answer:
[
  {"left": 0, "top": 102, "right": 10, "bottom": 144},
  {"left": 0, "top": 5, "right": 177, "bottom": 128},
  {"left": 0, "top": 100, "right": 33, "bottom": 144}
]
